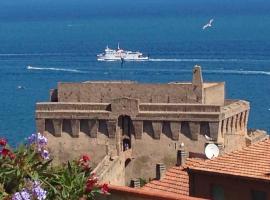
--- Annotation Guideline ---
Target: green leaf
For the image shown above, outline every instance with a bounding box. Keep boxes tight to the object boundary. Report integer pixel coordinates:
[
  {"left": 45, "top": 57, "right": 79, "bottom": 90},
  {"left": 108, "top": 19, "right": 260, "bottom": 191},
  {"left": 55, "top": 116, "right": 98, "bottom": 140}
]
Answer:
[
  {"left": 67, "top": 161, "right": 72, "bottom": 175},
  {"left": 39, "top": 159, "right": 53, "bottom": 171}
]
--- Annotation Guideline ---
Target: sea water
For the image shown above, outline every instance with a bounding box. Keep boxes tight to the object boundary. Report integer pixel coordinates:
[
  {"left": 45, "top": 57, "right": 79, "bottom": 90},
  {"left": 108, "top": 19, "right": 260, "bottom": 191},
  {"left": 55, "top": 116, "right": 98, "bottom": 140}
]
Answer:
[{"left": 0, "top": 0, "right": 269, "bottom": 145}]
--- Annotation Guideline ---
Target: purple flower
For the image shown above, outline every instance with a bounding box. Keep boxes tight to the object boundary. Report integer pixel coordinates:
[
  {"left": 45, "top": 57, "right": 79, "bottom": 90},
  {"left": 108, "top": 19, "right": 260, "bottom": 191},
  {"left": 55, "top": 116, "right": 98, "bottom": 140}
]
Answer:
[
  {"left": 41, "top": 149, "right": 50, "bottom": 160},
  {"left": 32, "top": 181, "right": 47, "bottom": 200},
  {"left": 12, "top": 180, "right": 47, "bottom": 200},
  {"left": 12, "top": 189, "right": 31, "bottom": 200},
  {"left": 12, "top": 192, "right": 23, "bottom": 200},
  {"left": 27, "top": 133, "right": 48, "bottom": 146},
  {"left": 27, "top": 133, "right": 37, "bottom": 145},
  {"left": 37, "top": 133, "right": 47, "bottom": 146}
]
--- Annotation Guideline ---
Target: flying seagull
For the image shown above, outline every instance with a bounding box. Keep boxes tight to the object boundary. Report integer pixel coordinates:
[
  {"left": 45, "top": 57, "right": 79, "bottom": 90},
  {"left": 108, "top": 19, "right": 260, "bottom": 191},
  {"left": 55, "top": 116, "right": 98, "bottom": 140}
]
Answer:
[
  {"left": 17, "top": 85, "right": 26, "bottom": 90},
  {"left": 202, "top": 18, "right": 214, "bottom": 30}
]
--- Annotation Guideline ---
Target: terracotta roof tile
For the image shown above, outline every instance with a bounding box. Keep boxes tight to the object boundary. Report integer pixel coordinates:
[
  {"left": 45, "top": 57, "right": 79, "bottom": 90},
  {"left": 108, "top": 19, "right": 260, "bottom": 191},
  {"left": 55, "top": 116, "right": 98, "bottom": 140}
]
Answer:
[
  {"left": 142, "top": 166, "right": 190, "bottom": 196},
  {"left": 188, "top": 139, "right": 270, "bottom": 181},
  {"left": 109, "top": 185, "right": 206, "bottom": 200},
  {"left": 139, "top": 157, "right": 206, "bottom": 197}
]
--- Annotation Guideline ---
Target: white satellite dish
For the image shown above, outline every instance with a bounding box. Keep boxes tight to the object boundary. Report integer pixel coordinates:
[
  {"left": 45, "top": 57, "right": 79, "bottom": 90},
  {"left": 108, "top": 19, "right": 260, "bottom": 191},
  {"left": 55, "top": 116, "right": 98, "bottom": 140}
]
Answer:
[{"left": 205, "top": 143, "right": 219, "bottom": 159}]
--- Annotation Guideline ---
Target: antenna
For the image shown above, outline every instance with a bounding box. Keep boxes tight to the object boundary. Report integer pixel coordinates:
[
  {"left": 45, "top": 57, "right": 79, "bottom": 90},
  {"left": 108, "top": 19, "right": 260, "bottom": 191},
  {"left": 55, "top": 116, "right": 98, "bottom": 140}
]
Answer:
[{"left": 204, "top": 143, "right": 219, "bottom": 159}]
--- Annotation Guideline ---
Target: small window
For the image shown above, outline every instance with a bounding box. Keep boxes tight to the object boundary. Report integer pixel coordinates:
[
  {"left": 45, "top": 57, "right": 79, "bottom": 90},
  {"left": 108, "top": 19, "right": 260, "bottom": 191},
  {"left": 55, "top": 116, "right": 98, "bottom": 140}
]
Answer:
[
  {"left": 251, "top": 190, "right": 267, "bottom": 200},
  {"left": 211, "top": 185, "right": 225, "bottom": 200}
]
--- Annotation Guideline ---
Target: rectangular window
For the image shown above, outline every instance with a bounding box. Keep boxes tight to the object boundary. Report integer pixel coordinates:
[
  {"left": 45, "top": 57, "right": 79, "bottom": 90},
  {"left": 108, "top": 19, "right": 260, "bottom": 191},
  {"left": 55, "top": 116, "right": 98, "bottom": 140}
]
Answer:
[
  {"left": 211, "top": 185, "right": 225, "bottom": 200},
  {"left": 251, "top": 190, "right": 267, "bottom": 200}
]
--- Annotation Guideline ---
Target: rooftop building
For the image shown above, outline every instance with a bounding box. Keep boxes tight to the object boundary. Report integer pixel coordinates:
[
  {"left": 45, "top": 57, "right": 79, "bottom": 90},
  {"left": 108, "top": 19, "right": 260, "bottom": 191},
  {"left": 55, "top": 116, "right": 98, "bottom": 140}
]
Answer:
[{"left": 120, "top": 138, "right": 269, "bottom": 200}]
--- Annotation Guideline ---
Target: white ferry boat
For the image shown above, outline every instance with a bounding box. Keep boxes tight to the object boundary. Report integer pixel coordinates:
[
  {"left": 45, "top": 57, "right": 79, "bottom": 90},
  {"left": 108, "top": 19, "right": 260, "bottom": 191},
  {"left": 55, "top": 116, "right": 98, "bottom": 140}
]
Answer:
[{"left": 97, "top": 44, "right": 149, "bottom": 61}]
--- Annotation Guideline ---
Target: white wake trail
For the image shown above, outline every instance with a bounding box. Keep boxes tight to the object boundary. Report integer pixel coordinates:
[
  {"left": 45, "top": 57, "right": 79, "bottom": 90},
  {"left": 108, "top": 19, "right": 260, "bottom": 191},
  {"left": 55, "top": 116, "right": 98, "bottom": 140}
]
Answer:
[
  {"left": 26, "top": 65, "right": 85, "bottom": 73},
  {"left": 147, "top": 58, "right": 269, "bottom": 62},
  {"left": 204, "top": 69, "right": 270, "bottom": 76},
  {"left": 148, "top": 58, "right": 238, "bottom": 62},
  {"left": 0, "top": 53, "right": 75, "bottom": 56},
  {"left": 144, "top": 69, "right": 270, "bottom": 76}
]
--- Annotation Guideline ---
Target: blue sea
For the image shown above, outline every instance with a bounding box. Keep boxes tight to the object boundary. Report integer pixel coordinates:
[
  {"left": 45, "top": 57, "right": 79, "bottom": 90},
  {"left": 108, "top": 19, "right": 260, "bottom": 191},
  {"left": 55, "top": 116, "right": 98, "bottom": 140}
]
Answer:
[{"left": 0, "top": 0, "right": 269, "bottom": 145}]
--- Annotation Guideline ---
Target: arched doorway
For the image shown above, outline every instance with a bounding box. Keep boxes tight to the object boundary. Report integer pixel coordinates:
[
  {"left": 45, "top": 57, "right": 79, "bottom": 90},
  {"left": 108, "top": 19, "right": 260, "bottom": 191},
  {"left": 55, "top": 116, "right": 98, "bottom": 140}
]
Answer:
[
  {"left": 118, "top": 115, "right": 132, "bottom": 151},
  {"left": 125, "top": 158, "right": 131, "bottom": 167}
]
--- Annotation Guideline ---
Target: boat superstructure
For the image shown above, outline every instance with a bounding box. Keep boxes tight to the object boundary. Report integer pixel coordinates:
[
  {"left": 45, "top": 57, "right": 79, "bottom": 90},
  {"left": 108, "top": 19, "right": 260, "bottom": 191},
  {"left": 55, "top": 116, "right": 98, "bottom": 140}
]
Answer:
[{"left": 97, "top": 44, "right": 149, "bottom": 61}]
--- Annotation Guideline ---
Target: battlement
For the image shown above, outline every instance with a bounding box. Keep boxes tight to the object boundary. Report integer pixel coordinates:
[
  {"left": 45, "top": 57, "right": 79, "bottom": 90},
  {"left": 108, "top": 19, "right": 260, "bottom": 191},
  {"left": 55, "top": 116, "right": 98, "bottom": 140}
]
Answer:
[{"left": 36, "top": 99, "right": 249, "bottom": 142}]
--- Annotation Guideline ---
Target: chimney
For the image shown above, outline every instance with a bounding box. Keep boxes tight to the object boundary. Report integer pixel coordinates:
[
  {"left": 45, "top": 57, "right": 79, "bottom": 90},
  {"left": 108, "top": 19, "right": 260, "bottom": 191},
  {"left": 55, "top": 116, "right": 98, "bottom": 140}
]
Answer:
[
  {"left": 176, "top": 144, "right": 188, "bottom": 166},
  {"left": 130, "top": 179, "right": 140, "bottom": 188},
  {"left": 156, "top": 163, "right": 166, "bottom": 180}
]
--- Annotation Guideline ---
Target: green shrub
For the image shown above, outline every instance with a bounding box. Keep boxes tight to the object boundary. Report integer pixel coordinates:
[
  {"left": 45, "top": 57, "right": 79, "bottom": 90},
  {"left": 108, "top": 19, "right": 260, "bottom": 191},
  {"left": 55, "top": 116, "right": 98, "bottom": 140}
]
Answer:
[{"left": 0, "top": 134, "right": 109, "bottom": 200}]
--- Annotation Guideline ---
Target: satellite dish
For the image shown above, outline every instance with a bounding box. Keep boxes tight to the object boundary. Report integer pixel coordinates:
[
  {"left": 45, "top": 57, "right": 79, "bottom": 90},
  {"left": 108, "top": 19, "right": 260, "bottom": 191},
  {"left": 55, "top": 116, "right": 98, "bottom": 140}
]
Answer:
[{"left": 205, "top": 143, "right": 219, "bottom": 159}]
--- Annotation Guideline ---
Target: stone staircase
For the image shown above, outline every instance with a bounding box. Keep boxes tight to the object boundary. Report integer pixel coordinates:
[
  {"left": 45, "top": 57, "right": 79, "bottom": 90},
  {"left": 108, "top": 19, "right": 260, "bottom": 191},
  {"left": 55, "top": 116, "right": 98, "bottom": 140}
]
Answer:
[
  {"left": 92, "top": 155, "right": 111, "bottom": 178},
  {"left": 92, "top": 149, "right": 133, "bottom": 185}
]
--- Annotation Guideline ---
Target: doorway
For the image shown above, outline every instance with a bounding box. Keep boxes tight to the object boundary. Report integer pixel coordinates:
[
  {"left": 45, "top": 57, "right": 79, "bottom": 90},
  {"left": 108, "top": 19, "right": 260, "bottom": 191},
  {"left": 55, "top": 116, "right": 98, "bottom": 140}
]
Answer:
[{"left": 118, "top": 115, "right": 132, "bottom": 151}]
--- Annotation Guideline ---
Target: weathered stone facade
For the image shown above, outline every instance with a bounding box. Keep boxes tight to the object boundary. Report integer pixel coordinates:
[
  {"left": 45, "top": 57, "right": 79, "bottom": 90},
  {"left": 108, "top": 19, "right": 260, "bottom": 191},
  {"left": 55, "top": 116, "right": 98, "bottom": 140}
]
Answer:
[{"left": 35, "top": 65, "right": 250, "bottom": 185}]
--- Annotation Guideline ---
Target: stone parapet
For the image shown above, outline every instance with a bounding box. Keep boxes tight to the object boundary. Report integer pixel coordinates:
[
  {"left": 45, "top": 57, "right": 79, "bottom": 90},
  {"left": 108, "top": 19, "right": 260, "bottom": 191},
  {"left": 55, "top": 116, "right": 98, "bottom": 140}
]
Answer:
[
  {"left": 221, "top": 100, "right": 250, "bottom": 119},
  {"left": 36, "top": 111, "right": 111, "bottom": 119},
  {"left": 36, "top": 102, "right": 111, "bottom": 111},
  {"left": 139, "top": 103, "right": 221, "bottom": 112}
]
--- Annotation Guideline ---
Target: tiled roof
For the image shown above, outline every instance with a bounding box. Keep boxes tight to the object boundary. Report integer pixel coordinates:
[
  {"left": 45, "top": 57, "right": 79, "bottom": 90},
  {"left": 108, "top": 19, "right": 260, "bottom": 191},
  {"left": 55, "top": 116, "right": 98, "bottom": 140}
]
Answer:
[
  {"left": 143, "top": 166, "right": 189, "bottom": 196},
  {"left": 142, "top": 159, "right": 203, "bottom": 197},
  {"left": 109, "top": 185, "right": 205, "bottom": 200},
  {"left": 188, "top": 139, "right": 270, "bottom": 182}
]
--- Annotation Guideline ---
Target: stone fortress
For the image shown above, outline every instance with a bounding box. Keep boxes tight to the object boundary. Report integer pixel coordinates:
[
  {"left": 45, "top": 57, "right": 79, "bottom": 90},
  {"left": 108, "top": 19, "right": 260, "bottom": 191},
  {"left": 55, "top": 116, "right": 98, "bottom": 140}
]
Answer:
[{"left": 36, "top": 65, "right": 260, "bottom": 185}]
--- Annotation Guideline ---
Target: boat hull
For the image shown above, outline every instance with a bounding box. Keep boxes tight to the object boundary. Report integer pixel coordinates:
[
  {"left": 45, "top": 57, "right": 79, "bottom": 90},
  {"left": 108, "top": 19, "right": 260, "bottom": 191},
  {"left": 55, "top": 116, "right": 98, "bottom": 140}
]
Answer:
[{"left": 97, "top": 57, "right": 149, "bottom": 61}]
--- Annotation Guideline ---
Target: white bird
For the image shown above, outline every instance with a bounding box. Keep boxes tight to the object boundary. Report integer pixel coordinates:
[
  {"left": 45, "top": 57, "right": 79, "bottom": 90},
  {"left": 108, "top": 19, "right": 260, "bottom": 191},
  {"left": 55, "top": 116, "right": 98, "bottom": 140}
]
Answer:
[
  {"left": 202, "top": 18, "right": 214, "bottom": 30},
  {"left": 17, "top": 85, "right": 25, "bottom": 90},
  {"left": 205, "top": 134, "right": 213, "bottom": 141}
]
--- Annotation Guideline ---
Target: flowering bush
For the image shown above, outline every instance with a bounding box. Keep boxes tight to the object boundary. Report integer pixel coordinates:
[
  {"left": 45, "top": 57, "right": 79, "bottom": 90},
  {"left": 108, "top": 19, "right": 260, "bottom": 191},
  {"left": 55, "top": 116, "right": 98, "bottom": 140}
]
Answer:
[{"left": 0, "top": 134, "right": 109, "bottom": 200}]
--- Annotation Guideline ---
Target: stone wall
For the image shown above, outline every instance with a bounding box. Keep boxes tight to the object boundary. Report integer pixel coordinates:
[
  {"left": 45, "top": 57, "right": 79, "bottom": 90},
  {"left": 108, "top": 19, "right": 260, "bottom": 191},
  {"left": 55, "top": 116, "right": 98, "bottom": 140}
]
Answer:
[
  {"left": 44, "top": 130, "right": 108, "bottom": 166},
  {"left": 57, "top": 82, "right": 203, "bottom": 104},
  {"left": 125, "top": 132, "right": 207, "bottom": 184},
  {"left": 203, "top": 83, "right": 225, "bottom": 105}
]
